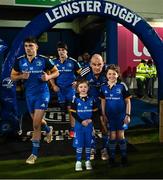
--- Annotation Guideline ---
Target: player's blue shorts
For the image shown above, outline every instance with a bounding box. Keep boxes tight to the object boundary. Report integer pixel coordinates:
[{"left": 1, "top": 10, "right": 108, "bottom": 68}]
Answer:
[
  {"left": 57, "top": 86, "right": 75, "bottom": 104},
  {"left": 26, "top": 92, "right": 50, "bottom": 113},
  {"left": 73, "top": 121, "right": 93, "bottom": 148},
  {"left": 107, "top": 114, "right": 126, "bottom": 131}
]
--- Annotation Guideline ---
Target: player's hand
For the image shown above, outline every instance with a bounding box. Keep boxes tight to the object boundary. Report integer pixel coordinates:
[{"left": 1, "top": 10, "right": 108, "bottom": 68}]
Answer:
[
  {"left": 21, "top": 72, "right": 30, "bottom": 79},
  {"left": 41, "top": 72, "right": 49, "bottom": 81},
  {"left": 72, "top": 81, "right": 77, "bottom": 88}
]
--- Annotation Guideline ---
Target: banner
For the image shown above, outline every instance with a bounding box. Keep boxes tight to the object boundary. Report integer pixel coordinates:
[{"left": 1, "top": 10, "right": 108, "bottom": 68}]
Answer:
[{"left": 15, "top": 0, "right": 72, "bottom": 6}]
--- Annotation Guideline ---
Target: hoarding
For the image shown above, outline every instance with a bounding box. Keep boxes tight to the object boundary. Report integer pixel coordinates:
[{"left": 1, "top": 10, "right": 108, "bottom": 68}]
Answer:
[{"left": 15, "top": 0, "right": 72, "bottom": 6}]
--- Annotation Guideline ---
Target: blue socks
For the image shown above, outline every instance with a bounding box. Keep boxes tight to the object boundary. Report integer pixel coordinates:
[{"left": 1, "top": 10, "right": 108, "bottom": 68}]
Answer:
[
  {"left": 42, "top": 124, "right": 50, "bottom": 134},
  {"left": 119, "top": 139, "right": 127, "bottom": 157},
  {"left": 32, "top": 140, "right": 40, "bottom": 157},
  {"left": 108, "top": 139, "right": 116, "bottom": 159},
  {"left": 76, "top": 147, "right": 82, "bottom": 161},
  {"left": 85, "top": 147, "right": 91, "bottom": 161}
]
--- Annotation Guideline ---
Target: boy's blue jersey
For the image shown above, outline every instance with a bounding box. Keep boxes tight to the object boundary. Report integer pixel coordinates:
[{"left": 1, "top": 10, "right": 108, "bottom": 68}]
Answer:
[
  {"left": 100, "top": 82, "right": 131, "bottom": 117},
  {"left": 52, "top": 57, "right": 81, "bottom": 88},
  {"left": 80, "top": 67, "right": 107, "bottom": 98},
  {"left": 70, "top": 95, "right": 98, "bottom": 123},
  {"left": 13, "top": 54, "right": 54, "bottom": 95}
]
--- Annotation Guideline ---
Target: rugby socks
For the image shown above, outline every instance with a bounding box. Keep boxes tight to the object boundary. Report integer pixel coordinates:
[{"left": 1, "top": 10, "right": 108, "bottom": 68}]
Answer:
[
  {"left": 108, "top": 139, "right": 116, "bottom": 159},
  {"left": 119, "top": 139, "right": 127, "bottom": 157},
  {"left": 32, "top": 140, "right": 40, "bottom": 157},
  {"left": 42, "top": 124, "right": 50, "bottom": 134},
  {"left": 85, "top": 147, "right": 91, "bottom": 161},
  {"left": 102, "top": 134, "right": 109, "bottom": 149},
  {"left": 76, "top": 147, "right": 83, "bottom": 161}
]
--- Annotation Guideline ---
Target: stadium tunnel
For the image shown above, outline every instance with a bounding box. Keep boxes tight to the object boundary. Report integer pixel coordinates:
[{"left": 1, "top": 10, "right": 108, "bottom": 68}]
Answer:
[{"left": 0, "top": 0, "right": 163, "bottom": 135}]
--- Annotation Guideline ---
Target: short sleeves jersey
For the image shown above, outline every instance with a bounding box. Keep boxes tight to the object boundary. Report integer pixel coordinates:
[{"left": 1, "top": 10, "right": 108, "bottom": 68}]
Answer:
[
  {"left": 51, "top": 57, "right": 81, "bottom": 88},
  {"left": 13, "top": 54, "right": 54, "bottom": 95},
  {"left": 100, "top": 82, "right": 131, "bottom": 118}
]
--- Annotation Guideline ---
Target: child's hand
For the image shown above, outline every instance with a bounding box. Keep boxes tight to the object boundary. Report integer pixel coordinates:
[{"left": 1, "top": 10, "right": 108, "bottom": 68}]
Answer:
[
  {"left": 124, "top": 115, "right": 131, "bottom": 124},
  {"left": 82, "top": 120, "right": 89, "bottom": 126},
  {"left": 87, "top": 119, "right": 92, "bottom": 124}
]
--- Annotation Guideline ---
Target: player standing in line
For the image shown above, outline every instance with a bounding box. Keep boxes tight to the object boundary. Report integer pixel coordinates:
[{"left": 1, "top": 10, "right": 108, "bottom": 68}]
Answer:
[
  {"left": 70, "top": 79, "right": 98, "bottom": 171},
  {"left": 100, "top": 64, "right": 131, "bottom": 167},
  {"left": 50, "top": 42, "right": 82, "bottom": 138},
  {"left": 79, "top": 54, "right": 109, "bottom": 160},
  {"left": 11, "top": 37, "right": 59, "bottom": 164}
]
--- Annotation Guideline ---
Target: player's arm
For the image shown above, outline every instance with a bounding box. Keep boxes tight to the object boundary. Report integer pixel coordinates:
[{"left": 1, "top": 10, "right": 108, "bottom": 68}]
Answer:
[
  {"left": 49, "top": 78, "right": 59, "bottom": 92},
  {"left": 48, "top": 65, "right": 59, "bottom": 80},
  {"left": 42, "top": 58, "right": 59, "bottom": 81},
  {"left": 11, "top": 69, "right": 30, "bottom": 81}
]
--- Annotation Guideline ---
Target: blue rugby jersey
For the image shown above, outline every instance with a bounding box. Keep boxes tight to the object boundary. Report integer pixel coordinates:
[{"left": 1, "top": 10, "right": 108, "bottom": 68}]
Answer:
[
  {"left": 100, "top": 82, "right": 131, "bottom": 117},
  {"left": 70, "top": 94, "right": 98, "bottom": 123},
  {"left": 51, "top": 57, "right": 81, "bottom": 88},
  {"left": 80, "top": 66, "right": 107, "bottom": 97},
  {"left": 13, "top": 54, "right": 54, "bottom": 95}
]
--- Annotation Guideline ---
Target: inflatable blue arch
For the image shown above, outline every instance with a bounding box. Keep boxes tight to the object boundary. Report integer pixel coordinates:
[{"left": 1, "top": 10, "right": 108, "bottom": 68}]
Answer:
[{"left": 1, "top": 0, "right": 163, "bottom": 133}]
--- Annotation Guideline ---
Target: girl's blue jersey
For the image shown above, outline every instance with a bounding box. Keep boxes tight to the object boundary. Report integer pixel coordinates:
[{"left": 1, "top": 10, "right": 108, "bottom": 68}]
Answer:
[{"left": 100, "top": 82, "right": 131, "bottom": 117}]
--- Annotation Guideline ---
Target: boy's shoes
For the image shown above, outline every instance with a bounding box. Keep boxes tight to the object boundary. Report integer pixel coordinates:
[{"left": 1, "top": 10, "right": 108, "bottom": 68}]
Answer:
[
  {"left": 121, "top": 156, "right": 128, "bottom": 167},
  {"left": 85, "top": 160, "right": 92, "bottom": 170},
  {"left": 26, "top": 154, "right": 37, "bottom": 164},
  {"left": 101, "top": 148, "right": 109, "bottom": 160},
  {"left": 75, "top": 161, "right": 83, "bottom": 171},
  {"left": 45, "top": 126, "right": 53, "bottom": 143},
  {"left": 90, "top": 148, "right": 96, "bottom": 160},
  {"left": 109, "top": 157, "right": 116, "bottom": 167}
]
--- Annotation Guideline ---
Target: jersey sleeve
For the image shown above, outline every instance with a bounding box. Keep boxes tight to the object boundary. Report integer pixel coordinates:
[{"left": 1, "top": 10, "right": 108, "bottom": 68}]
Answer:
[
  {"left": 121, "top": 82, "right": 132, "bottom": 99},
  {"left": 73, "top": 59, "right": 82, "bottom": 75}
]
